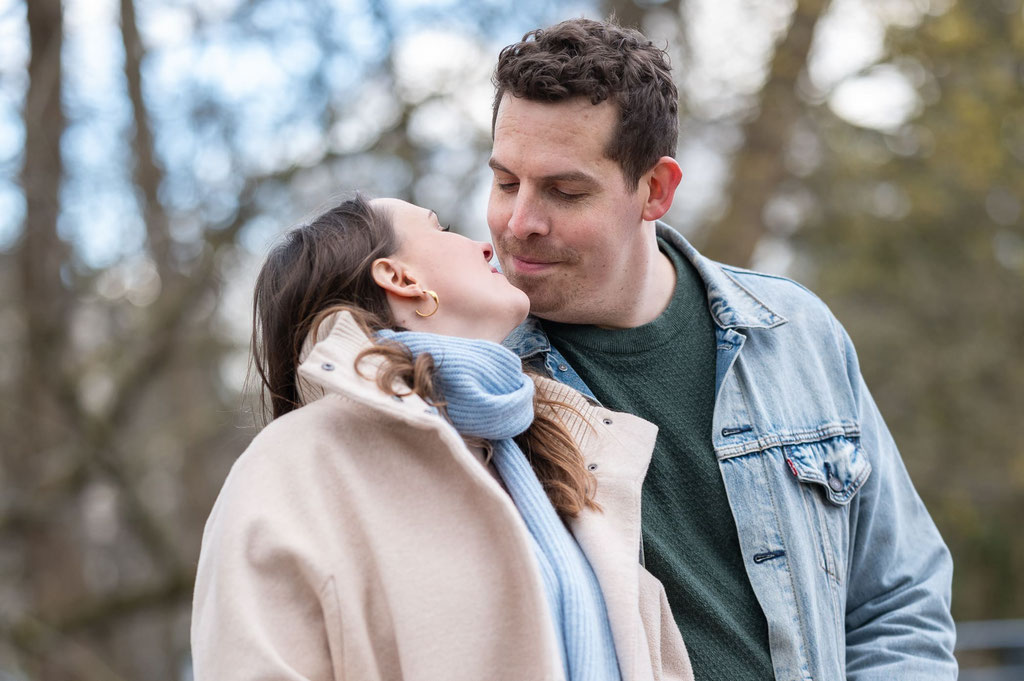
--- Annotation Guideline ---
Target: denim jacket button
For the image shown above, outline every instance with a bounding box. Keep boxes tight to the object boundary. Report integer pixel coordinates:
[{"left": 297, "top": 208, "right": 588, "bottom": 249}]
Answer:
[
  {"left": 828, "top": 475, "right": 844, "bottom": 492},
  {"left": 558, "top": 364, "right": 568, "bottom": 372}
]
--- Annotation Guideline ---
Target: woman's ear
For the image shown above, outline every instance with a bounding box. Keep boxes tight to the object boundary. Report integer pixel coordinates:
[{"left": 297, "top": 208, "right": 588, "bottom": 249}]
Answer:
[{"left": 371, "top": 257, "right": 423, "bottom": 301}]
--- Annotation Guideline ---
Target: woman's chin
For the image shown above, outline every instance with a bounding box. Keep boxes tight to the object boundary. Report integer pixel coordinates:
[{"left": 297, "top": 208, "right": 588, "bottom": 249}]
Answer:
[{"left": 495, "top": 298, "right": 531, "bottom": 343}]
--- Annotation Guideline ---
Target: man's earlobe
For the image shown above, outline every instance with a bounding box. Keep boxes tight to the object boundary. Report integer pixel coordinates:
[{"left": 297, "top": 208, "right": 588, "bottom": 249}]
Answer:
[{"left": 641, "top": 156, "right": 683, "bottom": 222}]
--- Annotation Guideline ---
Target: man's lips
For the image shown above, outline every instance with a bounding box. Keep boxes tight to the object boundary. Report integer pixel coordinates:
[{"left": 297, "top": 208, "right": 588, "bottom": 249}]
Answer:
[{"left": 510, "top": 255, "right": 557, "bottom": 273}]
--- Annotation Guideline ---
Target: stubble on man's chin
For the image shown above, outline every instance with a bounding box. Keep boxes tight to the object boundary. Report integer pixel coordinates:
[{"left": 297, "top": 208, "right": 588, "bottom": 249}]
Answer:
[
  {"left": 506, "top": 272, "right": 579, "bottom": 323},
  {"left": 496, "top": 245, "right": 581, "bottom": 322}
]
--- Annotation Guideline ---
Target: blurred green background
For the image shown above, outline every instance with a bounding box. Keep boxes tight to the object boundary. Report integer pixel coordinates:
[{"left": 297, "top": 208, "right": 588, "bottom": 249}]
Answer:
[{"left": 0, "top": 0, "right": 1021, "bottom": 677}]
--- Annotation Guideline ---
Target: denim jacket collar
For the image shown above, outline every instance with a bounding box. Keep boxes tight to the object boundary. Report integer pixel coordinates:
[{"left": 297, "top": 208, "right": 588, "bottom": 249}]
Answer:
[
  {"left": 503, "top": 222, "right": 787, "bottom": 362},
  {"left": 656, "top": 223, "right": 787, "bottom": 330}
]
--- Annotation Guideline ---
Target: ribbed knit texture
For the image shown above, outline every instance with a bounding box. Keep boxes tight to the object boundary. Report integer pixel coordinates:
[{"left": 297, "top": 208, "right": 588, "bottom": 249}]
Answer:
[
  {"left": 541, "top": 239, "right": 774, "bottom": 681},
  {"left": 376, "top": 330, "right": 622, "bottom": 681}
]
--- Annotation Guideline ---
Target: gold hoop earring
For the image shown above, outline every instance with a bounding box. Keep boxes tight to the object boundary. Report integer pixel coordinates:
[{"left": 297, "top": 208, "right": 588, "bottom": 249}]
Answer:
[{"left": 415, "top": 290, "right": 439, "bottom": 317}]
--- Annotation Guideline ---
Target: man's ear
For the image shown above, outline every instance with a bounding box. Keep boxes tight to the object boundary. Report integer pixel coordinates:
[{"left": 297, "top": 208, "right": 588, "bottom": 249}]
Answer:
[
  {"left": 640, "top": 156, "right": 682, "bottom": 222},
  {"left": 370, "top": 257, "right": 423, "bottom": 301}
]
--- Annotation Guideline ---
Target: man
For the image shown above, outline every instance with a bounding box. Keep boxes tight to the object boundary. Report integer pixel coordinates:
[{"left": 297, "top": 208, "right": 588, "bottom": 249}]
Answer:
[{"left": 488, "top": 17, "right": 956, "bottom": 681}]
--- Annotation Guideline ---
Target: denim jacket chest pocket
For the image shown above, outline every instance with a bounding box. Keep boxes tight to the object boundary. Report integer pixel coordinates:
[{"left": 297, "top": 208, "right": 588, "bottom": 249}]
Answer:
[{"left": 783, "top": 434, "right": 872, "bottom": 582}]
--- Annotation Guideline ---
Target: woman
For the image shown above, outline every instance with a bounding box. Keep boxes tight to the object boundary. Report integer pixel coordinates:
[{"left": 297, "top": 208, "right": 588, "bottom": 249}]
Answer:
[{"left": 191, "top": 195, "right": 693, "bottom": 681}]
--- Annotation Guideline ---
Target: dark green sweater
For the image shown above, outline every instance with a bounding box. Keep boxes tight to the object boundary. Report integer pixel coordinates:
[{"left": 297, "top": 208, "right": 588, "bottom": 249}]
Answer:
[{"left": 542, "top": 238, "right": 774, "bottom": 680}]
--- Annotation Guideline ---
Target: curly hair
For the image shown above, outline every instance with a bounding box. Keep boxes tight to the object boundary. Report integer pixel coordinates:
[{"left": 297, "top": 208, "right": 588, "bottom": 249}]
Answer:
[{"left": 492, "top": 17, "right": 678, "bottom": 189}]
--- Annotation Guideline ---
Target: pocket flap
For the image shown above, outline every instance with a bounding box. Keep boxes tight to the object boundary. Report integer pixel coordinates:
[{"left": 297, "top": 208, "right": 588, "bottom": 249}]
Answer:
[{"left": 785, "top": 436, "right": 871, "bottom": 506}]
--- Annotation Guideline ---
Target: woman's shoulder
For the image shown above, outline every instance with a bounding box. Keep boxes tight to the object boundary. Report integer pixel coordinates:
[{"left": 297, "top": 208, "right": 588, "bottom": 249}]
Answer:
[
  {"left": 243, "top": 395, "right": 351, "bottom": 461},
  {"left": 212, "top": 397, "right": 360, "bottom": 507},
  {"left": 202, "top": 396, "right": 369, "bottom": 545},
  {"left": 220, "top": 391, "right": 438, "bottom": 501}
]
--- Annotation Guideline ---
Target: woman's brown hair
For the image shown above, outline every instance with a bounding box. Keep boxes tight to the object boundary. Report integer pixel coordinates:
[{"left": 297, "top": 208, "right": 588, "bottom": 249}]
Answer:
[{"left": 250, "top": 194, "right": 598, "bottom": 517}]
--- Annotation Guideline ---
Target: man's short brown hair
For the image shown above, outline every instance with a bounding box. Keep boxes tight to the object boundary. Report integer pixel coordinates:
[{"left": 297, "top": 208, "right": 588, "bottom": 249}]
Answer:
[{"left": 492, "top": 18, "right": 678, "bottom": 190}]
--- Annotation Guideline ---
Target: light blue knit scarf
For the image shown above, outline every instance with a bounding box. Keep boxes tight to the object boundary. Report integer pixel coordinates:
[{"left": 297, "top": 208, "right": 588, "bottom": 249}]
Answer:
[{"left": 377, "top": 329, "right": 621, "bottom": 681}]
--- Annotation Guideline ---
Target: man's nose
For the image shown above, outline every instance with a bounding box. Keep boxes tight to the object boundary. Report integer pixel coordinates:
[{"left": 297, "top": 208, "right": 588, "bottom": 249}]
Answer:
[{"left": 507, "top": 191, "right": 549, "bottom": 240}]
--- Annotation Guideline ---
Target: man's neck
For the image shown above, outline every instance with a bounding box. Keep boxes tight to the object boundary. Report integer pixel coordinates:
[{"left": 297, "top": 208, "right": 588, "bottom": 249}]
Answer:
[{"left": 595, "top": 237, "right": 676, "bottom": 330}]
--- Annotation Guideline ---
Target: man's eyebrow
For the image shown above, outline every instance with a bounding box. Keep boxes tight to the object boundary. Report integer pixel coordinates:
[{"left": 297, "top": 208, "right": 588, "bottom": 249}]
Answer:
[
  {"left": 488, "top": 158, "right": 511, "bottom": 174},
  {"left": 542, "top": 170, "right": 598, "bottom": 185},
  {"left": 488, "top": 159, "right": 597, "bottom": 185}
]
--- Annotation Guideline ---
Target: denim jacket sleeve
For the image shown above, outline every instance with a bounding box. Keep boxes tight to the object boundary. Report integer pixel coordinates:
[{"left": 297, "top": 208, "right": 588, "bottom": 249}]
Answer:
[{"left": 837, "top": 321, "right": 957, "bottom": 680}]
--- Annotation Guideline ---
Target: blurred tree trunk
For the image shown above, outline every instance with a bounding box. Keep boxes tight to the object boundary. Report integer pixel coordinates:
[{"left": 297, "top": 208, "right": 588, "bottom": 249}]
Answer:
[
  {"left": 13, "top": 1, "right": 85, "bottom": 678},
  {"left": 18, "top": 0, "right": 70, "bottom": 419},
  {"left": 700, "top": 0, "right": 829, "bottom": 267}
]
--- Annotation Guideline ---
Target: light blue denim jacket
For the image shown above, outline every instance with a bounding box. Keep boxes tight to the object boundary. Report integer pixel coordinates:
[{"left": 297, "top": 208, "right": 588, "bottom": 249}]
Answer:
[{"left": 503, "top": 223, "right": 957, "bottom": 680}]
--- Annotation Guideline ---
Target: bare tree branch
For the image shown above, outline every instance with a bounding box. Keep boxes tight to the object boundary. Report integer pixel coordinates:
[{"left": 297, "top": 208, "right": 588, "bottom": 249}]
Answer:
[{"left": 120, "top": 0, "right": 173, "bottom": 277}]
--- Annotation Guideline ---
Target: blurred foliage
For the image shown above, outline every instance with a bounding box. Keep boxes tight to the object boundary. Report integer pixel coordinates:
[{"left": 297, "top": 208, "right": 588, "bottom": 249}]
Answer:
[
  {"left": 793, "top": 0, "right": 1024, "bottom": 621},
  {"left": 0, "top": 0, "right": 1020, "bottom": 677}
]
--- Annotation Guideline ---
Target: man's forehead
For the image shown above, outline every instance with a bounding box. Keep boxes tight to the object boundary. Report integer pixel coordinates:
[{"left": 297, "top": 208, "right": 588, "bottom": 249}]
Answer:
[
  {"left": 491, "top": 95, "right": 616, "bottom": 165},
  {"left": 494, "top": 98, "right": 612, "bottom": 146}
]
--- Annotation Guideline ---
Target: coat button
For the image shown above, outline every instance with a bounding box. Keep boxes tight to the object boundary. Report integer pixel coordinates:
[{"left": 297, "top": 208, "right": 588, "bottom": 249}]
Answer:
[
  {"left": 587, "top": 463, "right": 598, "bottom": 471},
  {"left": 602, "top": 418, "right": 613, "bottom": 425},
  {"left": 558, "top": 364, "right": 568, "bottom": 372},
  {"left": 321, "top": 362, "right": 335, "bottom": 371},
  {"left": 828, "top": 475, "right": 844, "bottom": 492}
]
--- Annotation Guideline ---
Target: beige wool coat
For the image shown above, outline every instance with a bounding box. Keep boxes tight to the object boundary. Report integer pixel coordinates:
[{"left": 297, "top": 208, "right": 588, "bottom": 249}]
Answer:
[{"left": 191, "top": 312, "right": 693, "bottom": 681}]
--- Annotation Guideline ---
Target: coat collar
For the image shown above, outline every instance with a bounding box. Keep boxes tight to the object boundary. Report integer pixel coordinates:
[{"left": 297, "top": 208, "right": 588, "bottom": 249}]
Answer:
[{"left": 296, "top": 311, "right": 439, "bottom": 422}]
